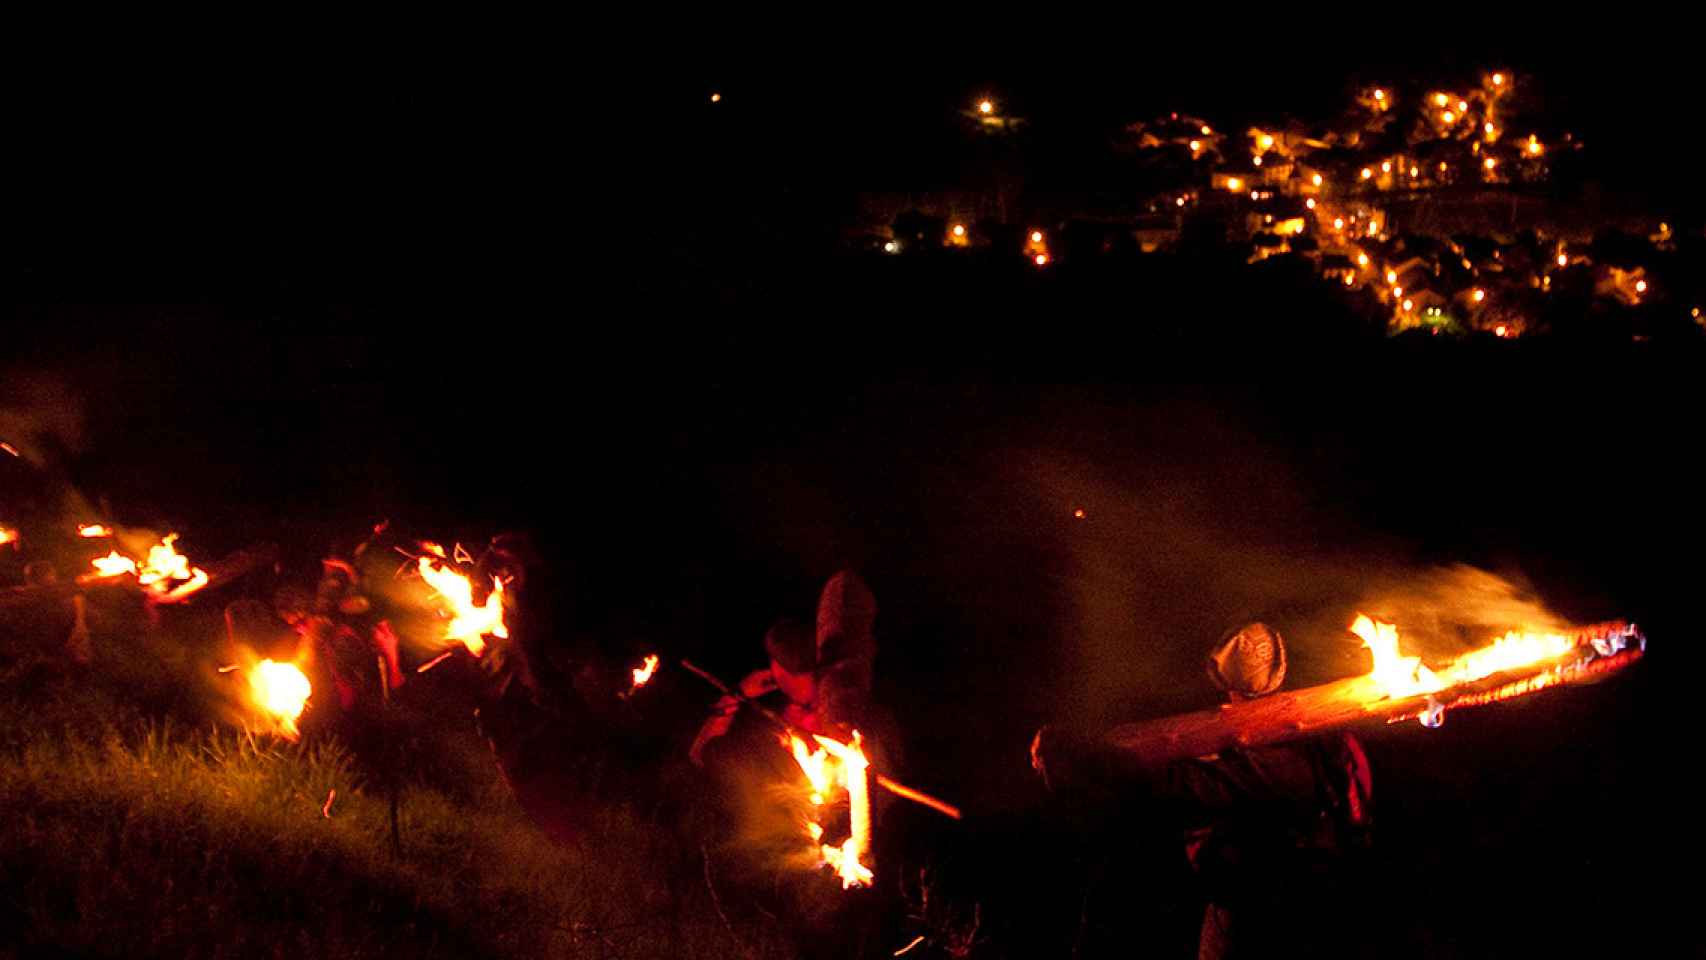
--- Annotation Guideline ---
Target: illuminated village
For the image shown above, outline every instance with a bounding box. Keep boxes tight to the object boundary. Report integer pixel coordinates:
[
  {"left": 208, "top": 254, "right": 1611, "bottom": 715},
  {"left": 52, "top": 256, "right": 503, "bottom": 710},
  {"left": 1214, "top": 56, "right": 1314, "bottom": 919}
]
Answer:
[{"left": 855, "top": 71, "right": 1702, "bottom": 339}]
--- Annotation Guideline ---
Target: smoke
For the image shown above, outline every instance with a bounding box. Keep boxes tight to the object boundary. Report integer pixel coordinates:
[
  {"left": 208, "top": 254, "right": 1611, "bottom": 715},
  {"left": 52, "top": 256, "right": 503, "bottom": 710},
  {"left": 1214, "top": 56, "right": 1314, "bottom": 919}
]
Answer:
[{"left": 0, "top": 373, "right": 86, "bottom": 469}]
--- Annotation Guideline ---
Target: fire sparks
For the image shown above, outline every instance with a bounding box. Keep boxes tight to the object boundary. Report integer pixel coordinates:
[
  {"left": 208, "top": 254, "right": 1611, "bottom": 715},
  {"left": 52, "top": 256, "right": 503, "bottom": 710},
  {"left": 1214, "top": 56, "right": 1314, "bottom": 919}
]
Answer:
[
  {"left": 417, "top": 549, "right": 508, "bottom": 656},
  {"left": 249, "top": 659, "right": 311, "bottom": 740},
  {"left": 78, "top": 523, "right": 113, "bottom": 538},
  {"left": 788, "top": 731, "right": 875, "bottom": 889},
  {"left": 631, "top": 654, "right": 660, "bottom": 690}
]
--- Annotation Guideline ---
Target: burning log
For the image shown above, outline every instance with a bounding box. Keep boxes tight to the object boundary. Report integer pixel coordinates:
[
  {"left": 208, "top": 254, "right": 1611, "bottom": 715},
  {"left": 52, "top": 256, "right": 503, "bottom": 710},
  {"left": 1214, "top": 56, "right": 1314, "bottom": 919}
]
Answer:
[{"left": 1097, "top": 620, "right": 1643, "bottom": 769}]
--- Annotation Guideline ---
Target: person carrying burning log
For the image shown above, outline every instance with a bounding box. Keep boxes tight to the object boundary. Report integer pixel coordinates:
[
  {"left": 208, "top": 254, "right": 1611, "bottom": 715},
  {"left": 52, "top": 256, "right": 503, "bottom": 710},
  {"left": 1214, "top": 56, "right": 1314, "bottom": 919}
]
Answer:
[{"left": 1035, "top": 623, "right": 1374, "bottom": 960}]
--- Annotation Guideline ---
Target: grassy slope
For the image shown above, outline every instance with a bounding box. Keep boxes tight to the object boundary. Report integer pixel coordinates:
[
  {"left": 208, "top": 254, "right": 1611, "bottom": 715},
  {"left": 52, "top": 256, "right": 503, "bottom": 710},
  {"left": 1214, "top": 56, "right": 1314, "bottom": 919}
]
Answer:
[{"left": 0, "top": 613, "right": 788, "bottom": 959}]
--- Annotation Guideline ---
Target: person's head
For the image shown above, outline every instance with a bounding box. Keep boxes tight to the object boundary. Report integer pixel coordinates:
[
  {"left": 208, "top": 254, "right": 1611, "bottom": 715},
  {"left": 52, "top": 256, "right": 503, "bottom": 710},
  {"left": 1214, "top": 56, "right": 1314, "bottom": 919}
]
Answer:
[
  {"left": 1206, "top": 622, "right": 1287, "bottom": 701},
  {"left": 764, "top": 617, "right": 816, "bottom": 706}
]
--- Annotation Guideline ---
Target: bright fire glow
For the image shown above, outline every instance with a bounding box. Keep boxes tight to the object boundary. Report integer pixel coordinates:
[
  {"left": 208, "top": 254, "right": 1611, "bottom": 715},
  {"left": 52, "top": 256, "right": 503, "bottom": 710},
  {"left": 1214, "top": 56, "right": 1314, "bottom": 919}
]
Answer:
[
  {"left": 1352, "top": 615, "right": 1443, "bottom": 698},
  {"left": 977, "top": 100, "right": 993, "bottom": 115},
  {"left": 249, "top": 660, "right": 311, "bottom": 740},
  {"left": 91, "top": 551, "right": 137, "bottom": 577},
  {"left": 951, "top": 224, "right": 966, "bottom": 237},
  {"left": 417, "top": 552, "right": 508, "bottom": 657},
  {"left": 788, "top": 732, "right": 874, "bottom": 889},
  {"left": 1635, "top": 280, "right": 1648, "bottom": 294},
  {"left": 631, "top": 654, "right": 660, "bottom": 689},
  {"left": 78, "top": 523, "right": 113, "bottom": 538},
  {"left": 1034, "top": 253, "right": 1048, "bottom": 266},
  {"left": 1473, "top": 288, "right": 1485, "bottom": 302},
  {"left": 1030, "top": 230, "right": 1043, "bottom": 243},
  {"left": 0, "top": 525, "right": 16, "bottom": 546},
  {"left": 1352, "top": 614, "right": 1584, "bottom": 702},
  {"left": 136, "top": 534, "right": 210, "bottom": 602}
]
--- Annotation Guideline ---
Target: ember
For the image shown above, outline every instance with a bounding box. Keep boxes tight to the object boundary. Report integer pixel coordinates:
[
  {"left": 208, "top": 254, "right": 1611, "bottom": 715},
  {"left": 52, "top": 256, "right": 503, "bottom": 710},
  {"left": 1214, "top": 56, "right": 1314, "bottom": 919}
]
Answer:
[
  {"left": 78, "top": 523, "right": 113, "bottom": 538},
  {"left": 248, "top": 659, "right": 311, "bottom": 740},
  {"left": 90, "top": 550, "right": 138, "bottom": 577}
]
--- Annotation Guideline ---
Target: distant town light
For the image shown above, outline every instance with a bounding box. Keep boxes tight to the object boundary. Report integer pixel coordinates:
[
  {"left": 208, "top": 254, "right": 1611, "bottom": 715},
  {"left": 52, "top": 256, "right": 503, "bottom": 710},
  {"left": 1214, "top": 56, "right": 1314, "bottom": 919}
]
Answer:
[
  {"left": 1345, "top": 273, "right": 1356, "bottom": 286},
  {"left": 883, "top": 241, "right": 897, "bottom": 253},
  {"left": 952, "top": 224, "right": 966, "bottom": 238},
  {"left": 1484, "top": 157, "right": 1498, "bottom": 170},
  {"left": 1693, "top": 307, "right": 1701, "bottom": 318},
  {"left": 1492, "top": 73, "right": 1506, "bottom": 86},
  {"left": 1392, "top": 286, "right": 1403, "bottom": 297},
  {"left": 710, "top": 92, "right": 722, "bottom": 103},
  {"left": 1433, "top": 93, "right": 1449, "bottom": 107},
  {"left": 1442, "top": 111, "right": 1455, "bottom": 124},
  {"left": 1557, "top": 253, "right": 1568, "bottom": 267},
  {"left": 1485, "top": 122, "right": 1496, "bottom": 135},
  {"left": 1385, "top": 270, "right": 1398, "bottom": 283},
  {"left": 1367, "top": 222, "right": 1378, "bottom": 236},
  {"left": 978, "top": 100, "right": 994, "bottom": 115},
  {"left": 1252, "top": 155, "right": 1263, "bottom": 166},
  {"left": 1311, "top": 173, "right": 1323, "bottom": 186},
  {"left": 1034, "top": 253, "right": 1048, "bottom": 266},
  {"left": 1472, "top": 288, "right": 1486, "bottom": 302},
  {"left": 1659, "top": 222, "right": 1669, "bottom": 232},
  {"left": 1527, "top": 139, "right": 1543, "bottom": 156},
  {"left": 1357, "top": 253, "right": 1369, "bottom": 266},
  {"left": 1252, "top": 190, "right": 1261, "bottom": 200},
  {"left": 1190, "top": 139, "right": 1202, "bottom": 152},
  {"left": 1381, "top": 161, "right": 1392, "bottom": 173},
  {"left": 1409, "top": 166, "right": 1419, "bottom": 178},
  {"left": 1226, "top": 177, "right": 1244, "bottom": 191},
  {"left": 1031, "top": 230, "right": 1044, "bottom": 243},
  {"left": 1439, "top": 161, "right": 1449, "bottom": 172},
  {"left": 1306, "top": 198, "right": 1316, "bottom": 209},
  {"left": 1373, "top": 88, "right": 1386, "bottom": 101},
  {"left": 1361, "top": 167, "right": 1373, "bottom": 180},
  {"left": 1495, "top": 324, "right": 1508, "bottom": 337},
  {"left": 1635, "top": 279, "right": 1648, "bottom": 293},
  {"left": 1334, "top": 218, "right": 1345, "bottom": 230},
  {"left": 1175, "top": 197, "right": 1187, "bottom": 207},
  {"left": 1201, "top": 124, "right": 1212, "bottom": 135},
  {"left": 1457, "top": 100, "right": 1468, "bottom": 112},
  {"left": 1258, "top": 134, "right": 1275, "bottom": 150},
  {"left": 1403, "top": 298, "right": 1414, "bottom": 311}
]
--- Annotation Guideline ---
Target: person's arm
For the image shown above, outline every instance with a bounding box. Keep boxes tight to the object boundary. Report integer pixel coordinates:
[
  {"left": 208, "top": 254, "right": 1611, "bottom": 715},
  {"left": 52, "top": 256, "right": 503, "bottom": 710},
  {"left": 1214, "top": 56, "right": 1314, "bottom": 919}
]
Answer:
[{"left": 689, "top": 668, "right": 776, "bottom": 766}]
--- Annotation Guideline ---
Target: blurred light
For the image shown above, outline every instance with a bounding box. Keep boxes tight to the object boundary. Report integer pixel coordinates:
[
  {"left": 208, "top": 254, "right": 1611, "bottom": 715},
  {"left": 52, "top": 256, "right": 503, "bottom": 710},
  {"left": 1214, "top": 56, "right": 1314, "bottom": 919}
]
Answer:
[
  {"left": 1385, "top": 270, "right": 1398, "bottom": 283},
  {"left": 1311, "top": 173, "right": 1323, "bottom": 186},
  {"left": 1472, "top": 288, "right": 1485, "bottom": 302},
  {"left": 1659, "top": 222, "right": 1669, "bottom": 232},
  {"left": 1258, "top": 134, "right": 1275, "bottom": 150},
  {"left": 951, "top": 224, "right": 966, "bottom": 237},
  {"left": 1176, "top": 197, "right": 1187, "bottom": 207},
  {"left": 1190, "top": 139, "right": 1202, "bottom": 152},
  {"left": 1557, "top": 253, "right": 1568, "bottom": 267},
  {"left": 1226, "top": 177, "right": 1243, "bottom": 191},
  {"left": 1484, "top": 157, "right": 1498, "bottom": 170},
  {"left": 1030, "top": 230, "right": 1044, "bottom": 243},
  {"left": 1693, "top": 307, "right": 1701, "bottom": 318},
  {"left": 1392, "top": 286, "right": 1403, "bottom": 297},
  {"left": 1440, "top": 161, "right": 1449, "bottom": 172},
  {"left": 1252, "top": 190, "right": 1261, "bottom": 200},
  {"left": 1373, "top": 88, "right": 1386, "bottom": 101},
  {"left": 978, "top": 100, "right": 993, "bottom": 114},
  {"left": 1495, "top": 324, "right": 1508, "bottom": 337},
  {"left": 1357, "top": 253, "right": 1369, "bottom": 266},
  {"left": 1409, "top": 166, "right": 1419, "bottom": 178},
  {"left": 1367, "top": 222, "right": 1378, "bottom": 236},
  {"left": 883, "top": 241, "right": 897, "bottom": 253},
  {"left": 1402, "top": 298, "right": 1414, "bottom": 311},
  {"left": 1360, "top": 167, "right": 1373, "bottom": 180},
  {"left": 710, "top": 93, "right": 722, "bottom": 103},
  {"left": 1434, "top": 93, "right": 1449, "bottom": 107},
  {"left": 1344, "top": 273, "right": 1356, "bottom": 286},
  {"left": 1635, "top": 279, "right": 1648, "bottom": 293},
  {"left": 1457, "top": 100, "right": 1468, "bottom": 112},
  {"left": 1034, "top": 253, "right": 1048, "bottom": 266},
  {"left": 1381, "top": 161, "right": 1392, "bottom": 173},
  {"left": 1306, "top": 198, "right": 1316, "bottom": 209},
  {"left": 1442, "top": 111, "right": 1455, "bottom": 124},
  {"left": 1252, "top": 155, "right": 1263, "bottom": 166},
  {"left": 1484, "top": 122, "right": 1496, "bottom": 135},
  {"left": 1334, "top": 218, "right": 1345, "bottom": 230},
  {"left": 1492, "top": 73, "right": 1505, "bottom": 86},
  {"left": 1073, "top": 508, "right": 1086, "bottom": 519},
  {"left": 1201, "top": 124, "right": 1213, "bottom": 135}
]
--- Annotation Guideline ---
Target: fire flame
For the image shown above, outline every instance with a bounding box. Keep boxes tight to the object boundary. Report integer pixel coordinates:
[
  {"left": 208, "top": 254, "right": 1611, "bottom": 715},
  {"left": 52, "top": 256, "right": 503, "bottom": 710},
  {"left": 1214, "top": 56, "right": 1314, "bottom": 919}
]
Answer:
[
  {"left": 1353, "top": 614, "right": 1586, "bottom": 703},
  {"left": 787, "top": 731, "right": 874, "bottom": 889},
  {"left": 417, "top": 550, "right": 507, "bottom": 656},
  {"left": 78, "top": 523, "right": 113, "bottom": 538},
  {"left": 136, "top": 534, "right": 211, "bottom": 602},
  {"left": 249, "top": 659, "right": 311, "bottom": 740},
  {"left": 0, "top": 524, "right": 17, "bottom": 546},
  {"left": 631, "top": 654, "right": 660, "bottom": 690},
  {"left": 91, "top": 550, "right": 139, "bottom": 577}
]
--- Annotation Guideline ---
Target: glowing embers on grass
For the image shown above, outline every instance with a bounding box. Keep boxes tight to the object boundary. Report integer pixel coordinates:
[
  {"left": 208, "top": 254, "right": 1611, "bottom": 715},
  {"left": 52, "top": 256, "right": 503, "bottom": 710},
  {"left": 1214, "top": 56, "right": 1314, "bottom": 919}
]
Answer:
[
  {"left": 248, "top": 659, "right": 312, "bottom": 740},
  {"left": 787, "top": 731, "right": 874, "bottom": 889},
  {"left": 415, "top": 543, "right": 507, "bottom": 657},
  {"left": 84, "top": 533, "right": 210, "bottom": 602}
]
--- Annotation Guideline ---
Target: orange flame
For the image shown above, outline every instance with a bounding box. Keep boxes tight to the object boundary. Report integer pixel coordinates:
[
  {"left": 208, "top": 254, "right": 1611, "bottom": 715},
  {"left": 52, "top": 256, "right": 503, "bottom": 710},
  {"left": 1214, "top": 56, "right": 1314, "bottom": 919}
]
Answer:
[
  {"left": 1353, "top": 614, "right": 1583, "bottom": 702},
  {"left": 417, "top": 551, "right": 507, "bottom": 656},
  {"left": 0, "top": 524, "right": 17, "bottom": 546},
  {"left": 91, "top": 550, "right": 138, "bottom": 577},
  {"left": 787, "top": 731, "right": 875, "bottom": 889},
  {"left": 631, "top": 654, "right": 661, "bottom": 690},
  {"left": 136, "top": 534, "right": 210, "bottom": 602},
  {"left": 249, "top": 659, "right": 311, "bottom": 740},
  {"left": 78, "top": 523, "right": 113, "bottom": 538}
]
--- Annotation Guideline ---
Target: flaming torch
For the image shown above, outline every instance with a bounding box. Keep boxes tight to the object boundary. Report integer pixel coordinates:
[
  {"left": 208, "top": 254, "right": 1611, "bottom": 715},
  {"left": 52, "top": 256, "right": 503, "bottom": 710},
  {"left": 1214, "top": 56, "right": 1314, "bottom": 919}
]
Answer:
[
  {"left": 248, "top": 659, "right": 312, "bottom": 740},
  {"left": 788, "top": 731, "right": 875, "bottom": 889},
  {"left": 137, "top": 534, "right": 211, "bottom": 603},
  {"left": 416, "top": 546, "right": 508, "bottom": 657},
  {"left": 1082, "top": 618, "right": 1644, "bottom": 769}
]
